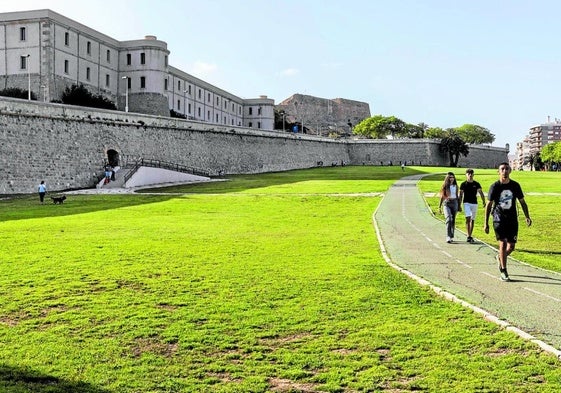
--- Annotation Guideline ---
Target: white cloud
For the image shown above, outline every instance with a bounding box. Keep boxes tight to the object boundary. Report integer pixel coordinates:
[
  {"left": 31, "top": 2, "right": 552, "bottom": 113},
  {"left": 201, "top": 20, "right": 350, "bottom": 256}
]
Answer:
[{"left": 279, "top": 68, "right": 300, "bottom": 77}]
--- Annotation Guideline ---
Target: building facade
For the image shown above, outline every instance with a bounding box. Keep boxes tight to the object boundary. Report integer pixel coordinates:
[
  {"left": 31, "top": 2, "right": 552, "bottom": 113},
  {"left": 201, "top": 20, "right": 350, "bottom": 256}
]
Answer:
[
  {"left": 0, "top": 9, "right": 274, "bottom": 129},
  {"left": 528, "top": 120, "right": 561, "bottom": 154}
]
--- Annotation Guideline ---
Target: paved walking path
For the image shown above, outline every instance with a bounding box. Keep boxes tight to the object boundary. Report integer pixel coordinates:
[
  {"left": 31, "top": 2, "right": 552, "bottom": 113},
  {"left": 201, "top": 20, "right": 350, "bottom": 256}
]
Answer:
[{"left": 374, "top": 174, "right": 561, "bottom": 358}]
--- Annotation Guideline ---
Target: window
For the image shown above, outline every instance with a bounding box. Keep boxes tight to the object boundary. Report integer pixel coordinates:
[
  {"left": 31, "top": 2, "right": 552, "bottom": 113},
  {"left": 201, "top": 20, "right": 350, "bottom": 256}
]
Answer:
[
  {"left": 20, "top": 56, "right": 28, "bottom": 70},
  {"left": 249, "top": 122, "right": 253, "bottom": 128},
  {"left": 216, "top": 114, "right": 219, "bottom": 122},
  {"left": 232, "top": 103, "right": 235, "bottom": 111},
  {"left": 178, "top": 80, "right": 181, "bottom": 90},
  {"left": 140, "top": 76, "right": 146, "bottom": 89},
  {"left": 106, "top": 50, "right": 110, "bottom": 63},
  {"left": 127, "top": 54, "right": 131, "bottom": 65},
  {"left": 64, "top": 60, "right": 69, "bottom": 74},
  {"left": 177, "top": 100, "right": 180, "bottom": 110},
  {"left": 20, "top": 27, "right": 26, "bottom": 41},
  {"left": 164, "top": 78, "right": 168, "bottom": 90},
  {"left": 198, "top": 107, "right": 201, "bottom": 117},
  {"left": 188, "top": 85, "right": 191, "bottom": 95},
  {"left": 198, "top": 89, "right": 201, "bottom": 99},
  {"left": 188, "top": 103, "right": 191, "bottom": 114},
  {"left": 64, "top": 32, "right": 69, "bottom": 46},
  {"left": 224, "top": 116, "right": 226, "bottom": 124},
  {"left": 140, "top": 53, "right": 145, "bottom": 64},
  {"left": 207, "top": 110, "right": 210, "bottom": 120},
  {"left": 249, "top": 107, "right": 253, "bottom": 115},
  {"left": 258, "top": 122, "right": 261, "bottom": 129},
  {"left": 258, "top": 107, "right": 262, "bottom": 115},
  {"left": 127, "top": 78, "right": 131, "bottom": 89},
  {"left": 164, "top": 55, "right": 168, "bottom": 67},
  {"left": 105, "top": 74, "right": 110, "bottom": 87},
  {"left": 207, "top": 93, "right": 210, "bottom": 102},
  {"left": 86, "top": 67, "right": 90, "bottom": 80},
  {"left": 87, "top": 41, "right": 91, "bottom": 55},
  {"left": 216, "top": 97, "right": 219, "bottom": 105}
]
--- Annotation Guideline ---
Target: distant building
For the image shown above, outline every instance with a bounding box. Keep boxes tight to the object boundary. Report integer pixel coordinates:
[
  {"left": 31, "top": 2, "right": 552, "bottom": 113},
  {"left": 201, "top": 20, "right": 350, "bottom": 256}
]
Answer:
[
  {"left": 0, "top": 9, "right": 274, "bottom": 129},
  {"left": 514, "top": 136, "right": 531, "bottom": 170},
  {"left": 515, "top": 117, "right": 561, "bottom": 170},
  {"left": 276, "top": 94, "right": 371, "bottom": 136},
  {"left": 528, "top": 119, "right": 561, "bottom": 154}
]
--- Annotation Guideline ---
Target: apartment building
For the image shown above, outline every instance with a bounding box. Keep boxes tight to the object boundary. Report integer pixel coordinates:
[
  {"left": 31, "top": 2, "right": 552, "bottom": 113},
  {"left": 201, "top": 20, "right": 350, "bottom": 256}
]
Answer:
[{"left": 0, "top": 9, "right": 274, "bottom": 129}]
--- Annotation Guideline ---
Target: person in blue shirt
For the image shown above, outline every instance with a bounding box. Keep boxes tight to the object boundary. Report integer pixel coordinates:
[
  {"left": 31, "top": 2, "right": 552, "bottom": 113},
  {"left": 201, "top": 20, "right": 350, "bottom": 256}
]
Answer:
[{"left": 38, "top": 180, "right": 47, "bottom": 204}]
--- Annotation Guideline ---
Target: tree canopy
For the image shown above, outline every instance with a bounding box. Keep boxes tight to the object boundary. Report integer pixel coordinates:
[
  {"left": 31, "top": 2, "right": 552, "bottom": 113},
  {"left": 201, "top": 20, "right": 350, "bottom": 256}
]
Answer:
[
  {"left": 540, "top": 142, "right": 561, "bottom": 169},
  {"left": 353, "top": 115, "right": 407, "bottom": 139},
  {"left": 455, "top": 124, "right": 495, "bottom": 144}
]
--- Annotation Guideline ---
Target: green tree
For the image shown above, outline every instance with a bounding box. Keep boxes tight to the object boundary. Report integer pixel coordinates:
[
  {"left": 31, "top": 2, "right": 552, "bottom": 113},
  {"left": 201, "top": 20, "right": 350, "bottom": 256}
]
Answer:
[
  {"left": 417, "top": 122, "right": 429, "bottom": 138},
  {"left": 439, "top": 129, "right": 469, "bottom": 167},
  {"left": 425, "top": 127, "right": 446, "bottom": 139},
  {"left": 353, "top": 115, "right": 407, "bottom": 139},
  {"left": 455, "top": 124, "right": 495, "bottom": 144},
  {"left": 405, "top": 123, "right": 424, "bottom": 138},
  {"left": 539, "top": 142, "right": 561, "bottom": 169}
]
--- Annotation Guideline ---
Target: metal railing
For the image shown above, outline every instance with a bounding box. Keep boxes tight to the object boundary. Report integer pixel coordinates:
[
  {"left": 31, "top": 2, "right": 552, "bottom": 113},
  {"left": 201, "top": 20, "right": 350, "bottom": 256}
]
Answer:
[{"left": 123, "top": 158, "right": 210, "bottom": 185}]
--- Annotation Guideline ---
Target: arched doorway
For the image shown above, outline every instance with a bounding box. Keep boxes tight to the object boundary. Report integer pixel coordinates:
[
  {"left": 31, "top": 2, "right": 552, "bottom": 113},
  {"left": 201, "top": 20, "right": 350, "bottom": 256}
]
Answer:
[{"left": 107, "top": 149, "right": 120, "bottom": 167}]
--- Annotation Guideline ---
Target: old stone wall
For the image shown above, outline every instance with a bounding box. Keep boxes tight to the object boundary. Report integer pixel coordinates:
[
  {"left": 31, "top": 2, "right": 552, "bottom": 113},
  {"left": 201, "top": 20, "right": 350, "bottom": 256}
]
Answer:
[
  {"left": 0, "top": 98, "right": 508, "bottom": 194},
  {"left": 277, "top": 94, "right": 371, "bottom": 135}
]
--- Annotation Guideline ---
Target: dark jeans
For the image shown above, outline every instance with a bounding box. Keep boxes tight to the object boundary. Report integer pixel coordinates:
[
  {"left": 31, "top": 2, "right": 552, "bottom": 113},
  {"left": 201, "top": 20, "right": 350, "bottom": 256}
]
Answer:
[{"left": 443, "top": 199, "right": 458, "bottom": 238}]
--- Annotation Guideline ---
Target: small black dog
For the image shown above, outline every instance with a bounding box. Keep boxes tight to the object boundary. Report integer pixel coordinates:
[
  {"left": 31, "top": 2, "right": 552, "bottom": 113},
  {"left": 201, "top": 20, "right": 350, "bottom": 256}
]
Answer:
[{"left": 51, "top": 195, "right": 67, "bottom": 204}]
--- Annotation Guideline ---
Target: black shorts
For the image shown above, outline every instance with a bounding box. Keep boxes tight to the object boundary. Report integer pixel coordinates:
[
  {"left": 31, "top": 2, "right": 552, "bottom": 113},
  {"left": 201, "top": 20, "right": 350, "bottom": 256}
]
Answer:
[{"left": 493, "top": 220, "right": 519, "bottom": 243}]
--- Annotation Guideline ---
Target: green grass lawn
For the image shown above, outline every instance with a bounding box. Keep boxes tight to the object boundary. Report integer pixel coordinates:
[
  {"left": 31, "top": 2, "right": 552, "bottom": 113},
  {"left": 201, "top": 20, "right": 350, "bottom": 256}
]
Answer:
[{"left": 1, "top": 166, "right": 560, "bottom": 392}]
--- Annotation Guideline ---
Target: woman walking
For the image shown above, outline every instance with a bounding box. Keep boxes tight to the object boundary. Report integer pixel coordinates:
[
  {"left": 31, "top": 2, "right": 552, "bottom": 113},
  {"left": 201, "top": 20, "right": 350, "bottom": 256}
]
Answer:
[{"left": 438, "top": 172, "right": 461, "bottom": 243}]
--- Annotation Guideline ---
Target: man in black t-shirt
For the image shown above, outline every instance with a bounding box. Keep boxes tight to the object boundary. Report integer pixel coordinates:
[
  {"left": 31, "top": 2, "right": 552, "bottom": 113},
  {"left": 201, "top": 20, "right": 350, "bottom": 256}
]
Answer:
[
  {"left": 484, "top": 162, "right": 532, "bottom": 281},
  {"left": 459, "top": 169, "right": 486, "bottom": 243}
]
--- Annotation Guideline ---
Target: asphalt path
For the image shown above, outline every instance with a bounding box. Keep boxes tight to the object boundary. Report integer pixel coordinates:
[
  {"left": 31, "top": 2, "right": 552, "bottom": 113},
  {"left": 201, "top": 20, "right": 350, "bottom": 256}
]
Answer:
[{"left": 374, "top": 174, "right": 561, "bottom": 358}]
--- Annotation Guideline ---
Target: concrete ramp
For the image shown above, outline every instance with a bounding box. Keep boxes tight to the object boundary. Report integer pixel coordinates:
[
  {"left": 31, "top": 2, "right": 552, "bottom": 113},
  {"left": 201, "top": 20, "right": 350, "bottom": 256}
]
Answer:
[{"left": 124, "top": 166, "right": 210, "bottom": 188}]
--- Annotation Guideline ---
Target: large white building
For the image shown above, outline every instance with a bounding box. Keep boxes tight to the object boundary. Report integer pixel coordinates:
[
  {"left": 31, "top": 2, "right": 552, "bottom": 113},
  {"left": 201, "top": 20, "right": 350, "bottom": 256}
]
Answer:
[{"left": 0, "top": 9, "right": 274, "bottom": 129}]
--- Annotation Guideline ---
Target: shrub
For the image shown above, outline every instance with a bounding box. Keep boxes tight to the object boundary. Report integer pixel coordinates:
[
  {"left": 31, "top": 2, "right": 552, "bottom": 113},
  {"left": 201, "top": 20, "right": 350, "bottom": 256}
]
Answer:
[
  {"left": 61, "top": 84, "right": 116, "bottom": 110},
  {"left": 0, "top": 87, "right": 37, "bottom": 100}
]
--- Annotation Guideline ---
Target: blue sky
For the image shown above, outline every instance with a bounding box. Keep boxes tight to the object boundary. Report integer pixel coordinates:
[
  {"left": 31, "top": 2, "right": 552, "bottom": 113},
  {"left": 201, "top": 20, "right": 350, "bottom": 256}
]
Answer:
[{"left": 3, "top": 0, "right": 561, "bottom": 149}]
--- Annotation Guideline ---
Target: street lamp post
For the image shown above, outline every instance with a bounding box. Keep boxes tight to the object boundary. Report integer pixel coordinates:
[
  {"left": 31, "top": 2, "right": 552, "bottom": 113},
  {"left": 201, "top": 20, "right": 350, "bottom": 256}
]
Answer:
[
  {"left": 26, "top": 54, "right": 31, "bottom": 101},
  {"left": 122, "top": 76, "right": 128, "bottom": 112}
]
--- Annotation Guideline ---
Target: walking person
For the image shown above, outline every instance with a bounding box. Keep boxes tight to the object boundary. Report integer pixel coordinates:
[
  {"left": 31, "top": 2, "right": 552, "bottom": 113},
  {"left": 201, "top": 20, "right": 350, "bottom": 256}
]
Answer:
[
  {"left": 38, "top": 180, "right": 47, "bottom": 204},
  {"left": 459, "top": 168, "right": 486, "bottom": 243},
  {"left": 483, "top": 162, "right": 532, "bottom": 281},
  {"left": 438, "top": 172, "right": 461, "bottom": 243}
]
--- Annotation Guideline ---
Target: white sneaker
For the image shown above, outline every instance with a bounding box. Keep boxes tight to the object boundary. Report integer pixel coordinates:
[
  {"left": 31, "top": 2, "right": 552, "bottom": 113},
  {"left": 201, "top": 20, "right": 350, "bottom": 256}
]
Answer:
[{"left": 446, "top": 236, "right": 452, "bottom": 243}]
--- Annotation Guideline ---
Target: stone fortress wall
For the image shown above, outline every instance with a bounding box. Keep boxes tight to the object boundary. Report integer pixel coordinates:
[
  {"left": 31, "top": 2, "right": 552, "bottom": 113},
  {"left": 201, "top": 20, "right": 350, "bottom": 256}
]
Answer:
[
  {"left": 0, "top": 98, "right": 508, "bottom": 194},
  {"left": 276, "top": 94, "right": 372, "bottom": 136}
]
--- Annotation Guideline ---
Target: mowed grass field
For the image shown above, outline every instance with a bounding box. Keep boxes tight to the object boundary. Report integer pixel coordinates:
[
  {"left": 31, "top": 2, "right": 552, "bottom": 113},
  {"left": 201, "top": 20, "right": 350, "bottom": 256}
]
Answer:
[{"left": 1, "top": 166, "right": 560, "bottom": 392}]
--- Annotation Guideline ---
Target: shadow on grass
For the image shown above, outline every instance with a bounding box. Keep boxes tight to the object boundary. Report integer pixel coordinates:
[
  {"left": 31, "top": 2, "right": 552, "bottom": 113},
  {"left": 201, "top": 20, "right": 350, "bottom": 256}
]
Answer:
[
  {"left": 0, "top": 365, "right": 112, "bottom": 393},
  {"left": 138, "top": 165, "right": 430, "bottom": 194},
  {"left": 0, "top": 193, "right": 177, "bottom": 223}
]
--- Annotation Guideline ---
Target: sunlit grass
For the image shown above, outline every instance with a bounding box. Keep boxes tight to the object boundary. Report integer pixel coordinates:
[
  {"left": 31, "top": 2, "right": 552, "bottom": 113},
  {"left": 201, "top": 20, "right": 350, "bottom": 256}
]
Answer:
[{"left": 1, "top": 166, "right": 560, "bottom": 392}]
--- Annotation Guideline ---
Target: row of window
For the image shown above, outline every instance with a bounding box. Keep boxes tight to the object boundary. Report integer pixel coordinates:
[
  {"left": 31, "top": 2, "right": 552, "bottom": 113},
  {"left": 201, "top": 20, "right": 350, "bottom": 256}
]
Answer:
[
  {"left": 20, "top": 27, "right": 150, "bottom": 65},
  {"left": 19, "top": 55, "right": 266, "bottom": 118}
]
